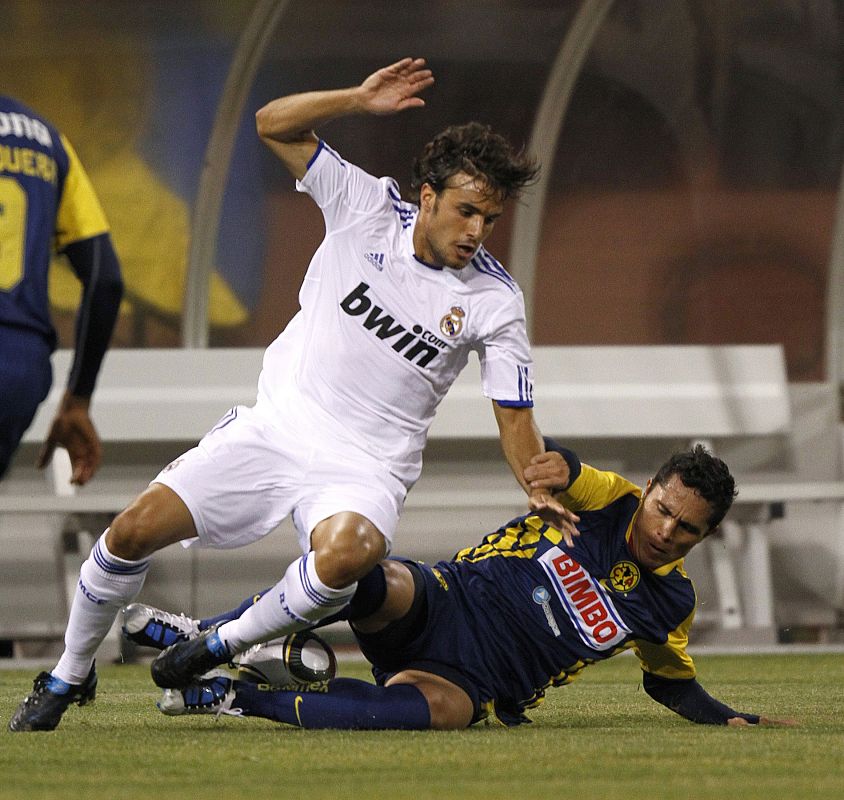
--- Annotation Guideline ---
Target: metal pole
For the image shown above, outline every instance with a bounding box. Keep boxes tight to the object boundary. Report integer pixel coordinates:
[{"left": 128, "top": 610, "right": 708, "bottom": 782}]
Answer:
[
  {"left": 507, "top": 0, "right": 615, "bottom": 334},
  {"left": 182, "top": 0, "right": 291, "bottom": 348}
]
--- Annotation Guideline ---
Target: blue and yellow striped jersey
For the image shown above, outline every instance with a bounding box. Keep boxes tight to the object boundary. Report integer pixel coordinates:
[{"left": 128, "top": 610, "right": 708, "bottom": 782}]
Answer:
[
  {"left": 436, "top": 462, "right": 697, "bottom": 724},
  {"left": 0, "top": 95, "right": 109, "bottom": 344}
]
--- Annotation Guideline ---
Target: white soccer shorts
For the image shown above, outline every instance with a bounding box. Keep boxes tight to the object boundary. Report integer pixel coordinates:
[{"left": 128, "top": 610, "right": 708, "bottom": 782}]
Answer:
[{"left": 152, "top": 404, "right": 405, "bottom": 555}]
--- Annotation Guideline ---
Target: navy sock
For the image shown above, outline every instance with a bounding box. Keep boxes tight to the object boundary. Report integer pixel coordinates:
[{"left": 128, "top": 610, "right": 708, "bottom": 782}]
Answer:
[
  {"left": 234, "top": 677, "right": 431, "bottom": 730},
  {"left": 199, "top": 589, "right": 270, "bottom": 631}
]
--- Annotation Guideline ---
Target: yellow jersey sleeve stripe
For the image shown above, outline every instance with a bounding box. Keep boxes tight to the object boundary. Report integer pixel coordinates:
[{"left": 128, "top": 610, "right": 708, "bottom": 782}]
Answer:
[
  {"left": 560, "top": 463, "right": 642, "bottom": 512},
  {"left": 632, "top": 608, "right": 697, "bottom": 680},
  {"left": 55, "top": 134, "right": 109, "bottom": 249}
]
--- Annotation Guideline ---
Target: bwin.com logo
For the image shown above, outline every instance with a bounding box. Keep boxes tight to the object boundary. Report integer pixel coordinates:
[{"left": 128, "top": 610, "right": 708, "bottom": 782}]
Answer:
[{"left": 340, "top": 281, "right": 444, "bottom": 368}]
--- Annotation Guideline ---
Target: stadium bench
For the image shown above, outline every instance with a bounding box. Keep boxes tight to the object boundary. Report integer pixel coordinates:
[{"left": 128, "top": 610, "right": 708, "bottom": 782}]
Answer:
[{"left": 2, "top": 344, "right": 841, "bottom": 652}]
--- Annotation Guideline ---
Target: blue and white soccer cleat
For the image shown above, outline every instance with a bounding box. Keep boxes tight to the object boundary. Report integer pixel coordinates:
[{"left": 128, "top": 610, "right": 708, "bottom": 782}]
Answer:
[
  {"left": 121, "top": 603, "right": 200, "bottom": 650},
  {"left": 8, "top": 663, "right": 98, "bottom": 732},
  {"left": 157, "top": 672, "right": 240, "bottom": 717}
]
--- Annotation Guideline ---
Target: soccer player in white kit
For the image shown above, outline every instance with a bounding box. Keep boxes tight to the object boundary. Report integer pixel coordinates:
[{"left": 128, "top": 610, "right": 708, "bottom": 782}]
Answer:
[{"left": 10, "top": 57, "right": 575, "bottom": 731}]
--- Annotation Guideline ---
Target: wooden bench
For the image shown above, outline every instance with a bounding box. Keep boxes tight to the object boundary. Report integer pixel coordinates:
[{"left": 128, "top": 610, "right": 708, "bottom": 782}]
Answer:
[{"left": 2, "top": 344, "right": 840, "bottom": 650}]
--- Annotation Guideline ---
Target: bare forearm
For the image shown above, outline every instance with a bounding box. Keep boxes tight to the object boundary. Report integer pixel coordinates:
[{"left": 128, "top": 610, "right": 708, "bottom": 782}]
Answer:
[
  {"left": 256, "top": 59, "right": 433, "bottom": 179},
  {"left": 494, "top": 404, "right": 543, "bottom": 493},
  {"left": 255, "top": 87, "right": 365, "bottom": 144}
]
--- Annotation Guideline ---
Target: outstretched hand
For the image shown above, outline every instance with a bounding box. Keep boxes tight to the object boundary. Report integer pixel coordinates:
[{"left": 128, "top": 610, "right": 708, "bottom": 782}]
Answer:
[
  {"left": 727, "top": 715, "right": 799, "bottom": 728},
  {"left": 37, "top": 392, "right": 102, "bottom": 485},
  {"left": 523, "top": 450, "right": 580, "bottom": 545},
  {"left": 359, "top": 57, "right": 435, "bottom": 115},
  {"left": 529, "top": 489, "right": 581, "bottom": 547}
]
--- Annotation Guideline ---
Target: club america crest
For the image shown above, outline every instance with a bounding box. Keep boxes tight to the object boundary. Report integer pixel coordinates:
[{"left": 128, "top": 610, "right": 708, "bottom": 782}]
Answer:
[
  {"left": 439, "top": 306, "right": 465, "bottom": 337},
  {"left": 608, "top": 561, "right": 640, "bottom": 593}
]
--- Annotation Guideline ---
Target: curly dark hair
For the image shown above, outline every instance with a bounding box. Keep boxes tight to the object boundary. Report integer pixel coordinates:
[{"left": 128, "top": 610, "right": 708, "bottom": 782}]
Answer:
[
  {"left": 652, "top": 444, "right": 738, "bottom": 532},
  {"left": 409, "top": 122, "right": 539, "bottom": 203}
]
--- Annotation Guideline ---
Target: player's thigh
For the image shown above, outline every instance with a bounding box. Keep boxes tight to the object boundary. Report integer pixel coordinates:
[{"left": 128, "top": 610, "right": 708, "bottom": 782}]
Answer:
[
  {"left": 152, "top": 405, "right": 303, "bottom": 549},
  {"left": 0, "top": 334, "right": 51, "bottom": 477},
  {"left": 296, "top": 453, "right": 406, "bottom": 556},
  {"left": 106, "top": 483, "right": 197, "bottom": 560}
]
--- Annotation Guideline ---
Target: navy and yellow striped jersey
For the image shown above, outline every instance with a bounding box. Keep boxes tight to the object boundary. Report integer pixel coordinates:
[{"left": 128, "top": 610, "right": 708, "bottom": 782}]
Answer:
[
  {"left": 425, "top": 462, "right": 699, "bottom": 724},
  {"left": 0, "top": 95, "right": 109, "bottom": 344}
]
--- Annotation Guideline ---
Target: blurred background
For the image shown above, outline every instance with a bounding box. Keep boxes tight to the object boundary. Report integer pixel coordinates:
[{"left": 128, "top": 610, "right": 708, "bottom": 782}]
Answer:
[
  {"left": 2, "top": 0, "right": 844, "bottom": 654},
  {"left": 2, "top": 0, "right": 841, "bottom": 380}
]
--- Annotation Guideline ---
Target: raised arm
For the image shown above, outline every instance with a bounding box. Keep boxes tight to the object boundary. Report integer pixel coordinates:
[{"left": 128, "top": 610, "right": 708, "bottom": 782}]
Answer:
[{"left": 255, "top": 57, "right": 434, "bottom": 180}]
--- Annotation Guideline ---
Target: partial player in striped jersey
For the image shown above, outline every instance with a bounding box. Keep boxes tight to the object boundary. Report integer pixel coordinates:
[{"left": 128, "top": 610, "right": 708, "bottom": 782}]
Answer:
[{"left": 0, "top": 95, "right": 123, "bottom": 484}]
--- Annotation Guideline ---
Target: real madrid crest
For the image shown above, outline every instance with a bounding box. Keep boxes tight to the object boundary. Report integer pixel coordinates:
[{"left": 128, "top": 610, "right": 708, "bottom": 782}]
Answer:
[
  {"left": 440, "top": 306, "right": 465, "bottom": 337},
  {"left": 609, "top": 561, "right": 640, "bottom": 593}
]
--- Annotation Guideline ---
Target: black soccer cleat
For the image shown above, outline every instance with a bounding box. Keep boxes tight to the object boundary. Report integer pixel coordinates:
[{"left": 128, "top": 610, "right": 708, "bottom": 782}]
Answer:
[
  {"left": 151, "top": 624, "right": 231, "bottom": 689},
  {"left": 8, "top": 663, "right": 98, "bottom": 732}
]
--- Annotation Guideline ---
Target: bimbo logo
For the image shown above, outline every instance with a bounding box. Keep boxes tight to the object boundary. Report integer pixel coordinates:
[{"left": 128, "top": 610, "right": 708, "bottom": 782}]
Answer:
[
  {"left": 539, "top": 547, "right": 630, "bottom": 651},
  {"left": 340, "top": 282, "right": 444, "bottom": 368}
]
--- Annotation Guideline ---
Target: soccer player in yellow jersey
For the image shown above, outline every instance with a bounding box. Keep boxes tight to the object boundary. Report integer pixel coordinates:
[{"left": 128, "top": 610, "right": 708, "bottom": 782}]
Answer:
[
  {"left": 0, "top": 95, "right": 123, "bottom": 485},
  {"left": 130, "top": 442, "right": 794, "bottom": 729}
]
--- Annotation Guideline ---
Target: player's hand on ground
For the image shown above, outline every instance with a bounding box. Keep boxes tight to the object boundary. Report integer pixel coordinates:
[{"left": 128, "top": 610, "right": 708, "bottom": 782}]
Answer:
[
  {"left": 727, "top": 715, "right": 799, "bottom": 728},
  {"left": 529, "top": 490, "right": 580, "bottom": 546},
  {"left": 524, "top": 450, "right": 570, "bottom": 492},
  {"left": 37, "top": 392, "right": 102, "bottom": 485},
  {"left": 359, "top": 57, "right": 434, "bottom": 115}
]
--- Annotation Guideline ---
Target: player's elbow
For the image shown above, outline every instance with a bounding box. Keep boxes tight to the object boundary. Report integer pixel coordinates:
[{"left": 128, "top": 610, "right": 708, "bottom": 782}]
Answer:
[
  {"left": 255, "top": 106, "right": 297, "bottom": 143},
  {"left": 100, "top": 266, "right": 124, "bottom": 306},
  {"left": 255, "top": 107, "right": 274, "bottom": 140}
]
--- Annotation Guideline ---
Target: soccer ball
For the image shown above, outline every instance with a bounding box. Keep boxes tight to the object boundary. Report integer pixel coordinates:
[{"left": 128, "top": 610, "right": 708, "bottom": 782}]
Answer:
[{"left": 236, "top": 630, "right": 337, "bottom": 686}]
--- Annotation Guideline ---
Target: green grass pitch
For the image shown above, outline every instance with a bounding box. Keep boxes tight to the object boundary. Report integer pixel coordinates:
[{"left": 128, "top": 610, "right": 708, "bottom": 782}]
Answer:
[{"left": 2, "top": 652, "right": 843, "bottom": 800}]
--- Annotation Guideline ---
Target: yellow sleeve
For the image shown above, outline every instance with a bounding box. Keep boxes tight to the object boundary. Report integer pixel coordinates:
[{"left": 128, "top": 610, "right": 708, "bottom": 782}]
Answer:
[
  {"left": 560, "top": 463, "right": 642, "bottom": 512},
  {"left": 55, "top": 134, "right": 109, "bottom": 250},
  {"left": 632, "top": 609, "right": 697, "bottom": 680}
]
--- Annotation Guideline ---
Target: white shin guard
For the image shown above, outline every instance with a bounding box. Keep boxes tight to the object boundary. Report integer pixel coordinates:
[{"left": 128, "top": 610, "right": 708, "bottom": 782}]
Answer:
[
  {"left": 218, "top": 553, "right": 356, "bottom": 653},
  {"left": 53, "top": 533, "right": 149, "bottom": 684}
]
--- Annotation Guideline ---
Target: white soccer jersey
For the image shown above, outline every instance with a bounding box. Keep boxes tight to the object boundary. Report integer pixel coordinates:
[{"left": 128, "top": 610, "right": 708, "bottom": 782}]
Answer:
[{"left": 256, "top": 140, "right": 534, "bottom": 487}]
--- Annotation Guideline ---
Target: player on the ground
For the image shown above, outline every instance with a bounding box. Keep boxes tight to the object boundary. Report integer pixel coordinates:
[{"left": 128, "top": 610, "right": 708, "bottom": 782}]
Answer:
[
  {"left": 9, "top": 58, "right": 575, "bottom": 732},
  {"left": 0, "top": 95, "right": 123, "bottom": 484},
  {"left": 127, "top": 442, "right": 794, "bottom": 730}
]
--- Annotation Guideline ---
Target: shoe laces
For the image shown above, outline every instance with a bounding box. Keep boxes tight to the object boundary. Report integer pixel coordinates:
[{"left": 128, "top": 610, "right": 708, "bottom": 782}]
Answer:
[
  {"left": 158, "top": 610, "right": 200, "bottom": 634},
  {"left": 198, "top": 671, "right": 243, "bottom": 719},
  {"left": 214, "top": 701, "right": 243, "bottom": 720}
]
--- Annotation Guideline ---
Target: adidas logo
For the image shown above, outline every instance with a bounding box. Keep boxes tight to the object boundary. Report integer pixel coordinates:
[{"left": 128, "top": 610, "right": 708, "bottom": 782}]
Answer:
[{"left": 364, "top": 252, "right": 385, "bottom": 271}]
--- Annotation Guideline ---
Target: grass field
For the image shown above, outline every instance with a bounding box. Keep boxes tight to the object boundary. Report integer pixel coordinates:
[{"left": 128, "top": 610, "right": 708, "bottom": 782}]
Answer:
[{"left": 2, "top": 652, "right": 843, "bottom": 800}]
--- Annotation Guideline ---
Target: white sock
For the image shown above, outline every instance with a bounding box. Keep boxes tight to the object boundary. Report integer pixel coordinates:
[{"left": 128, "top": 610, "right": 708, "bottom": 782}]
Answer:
[
  {"left": 218, "top": 553, "right": 356, "bottom": 653},
  {"left": 52, "top": 532, "right": 150, "bottom": 684}
]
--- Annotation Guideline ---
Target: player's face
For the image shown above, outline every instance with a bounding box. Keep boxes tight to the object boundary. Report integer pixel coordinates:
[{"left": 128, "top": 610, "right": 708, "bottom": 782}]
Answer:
[
  {"left": 414, "top": 173, "right": 504, "bottom": 269},
  {"left": 628, "top": 475, "right": 713, "bottom": 570}
]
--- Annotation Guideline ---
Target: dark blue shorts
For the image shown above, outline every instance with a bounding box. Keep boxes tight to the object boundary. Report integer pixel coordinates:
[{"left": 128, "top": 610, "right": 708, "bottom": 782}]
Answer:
[
  {"left": 354, "top": 558, "right": 487, "bottom": 723},
  {"left": 0, "top": 328, "right": 52, "bottom": 478}
]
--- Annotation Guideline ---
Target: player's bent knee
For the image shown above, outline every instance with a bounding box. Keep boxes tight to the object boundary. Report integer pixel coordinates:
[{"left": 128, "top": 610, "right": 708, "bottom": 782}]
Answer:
[
  {"left": 312, "top": 516, "right": 387, "bottom": 588},
  {"left": 425, "top": 688, "right": 473, "bottom": 730},
  {"left": 391, "top": 675, "right": 473, "bottom": 730}
]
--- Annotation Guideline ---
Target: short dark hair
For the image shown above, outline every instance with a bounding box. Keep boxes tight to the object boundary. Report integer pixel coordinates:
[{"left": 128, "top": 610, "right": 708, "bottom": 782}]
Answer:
[
  {"left": 409, "top": 122, "right": 539, "bottom": 203},
  {"left": 653, "top": 445, "right": 738, "bottom": 532}
]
